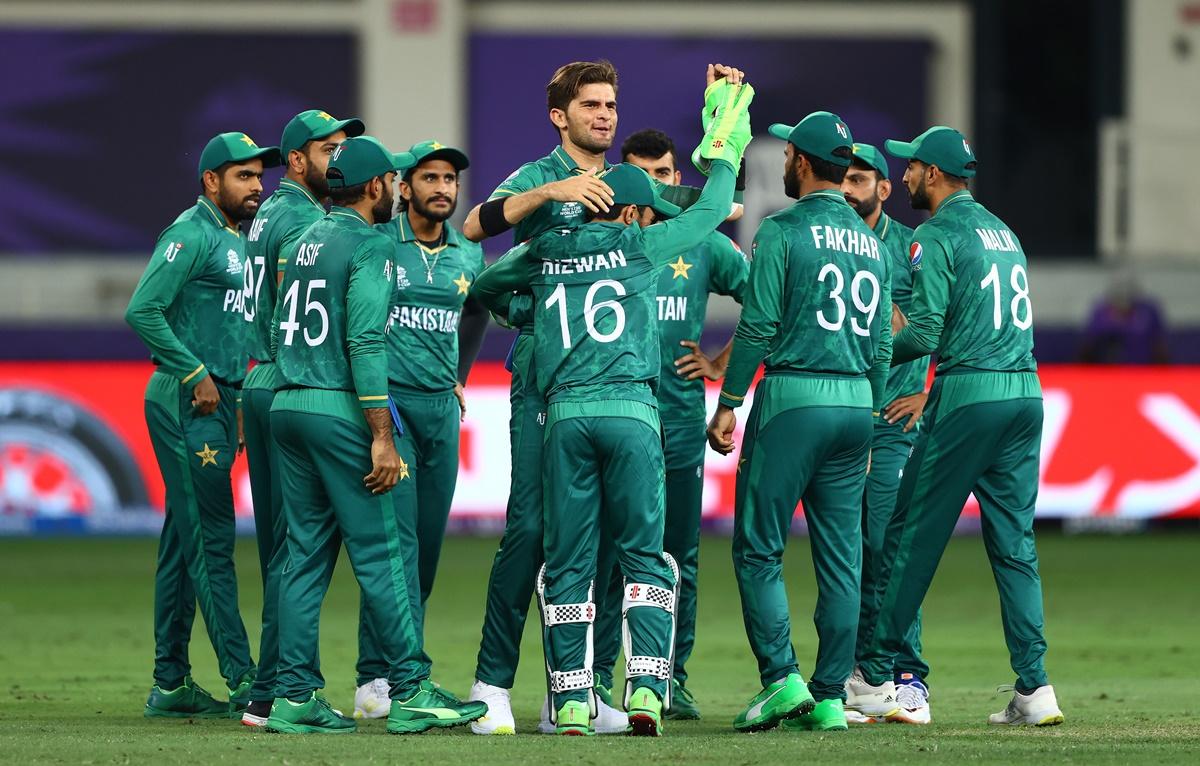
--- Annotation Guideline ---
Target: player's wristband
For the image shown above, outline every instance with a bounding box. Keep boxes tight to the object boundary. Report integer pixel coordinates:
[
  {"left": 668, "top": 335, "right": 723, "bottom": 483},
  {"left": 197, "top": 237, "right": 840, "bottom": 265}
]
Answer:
[{"left": 479, "top": 198, "right": 512, "bottom": 238}]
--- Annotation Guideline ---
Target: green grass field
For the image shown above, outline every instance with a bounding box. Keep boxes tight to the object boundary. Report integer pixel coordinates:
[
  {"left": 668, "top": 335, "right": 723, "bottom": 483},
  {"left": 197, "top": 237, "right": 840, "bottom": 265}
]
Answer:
[{"left": 1, "top": 532, "right": 1197, "bottom": 764}]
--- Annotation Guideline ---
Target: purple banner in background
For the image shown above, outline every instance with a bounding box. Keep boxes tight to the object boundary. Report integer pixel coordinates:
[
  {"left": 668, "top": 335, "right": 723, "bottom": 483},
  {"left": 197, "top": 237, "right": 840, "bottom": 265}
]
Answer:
[
  {"left": 0, "top": 29, "right": 358, "bottom": 255},
  {"left": 468, "top": 33, "right": 931, "bottom": 251}
]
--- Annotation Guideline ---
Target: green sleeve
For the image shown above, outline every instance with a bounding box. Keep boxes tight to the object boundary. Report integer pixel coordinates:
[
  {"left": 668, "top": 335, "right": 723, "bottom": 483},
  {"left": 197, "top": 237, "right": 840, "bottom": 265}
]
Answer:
[
  {"left": 659, "top": 183, "right": 743, "bottom": 212},
  {"left": 893, "top": 229, "right": 953, "bottom": 364},
  {"left": 470, "top": 242, "right": 536, "bottom": 315},
  {"left": 706, "top": 233, "right": 750, "bottom": 303},
  {"left": 347, "top": 239, "right": 393, "bottom": 409},
  {"left": 719, "top": 218, "right": 786, "bottom": 408},
  {"left": 641, "top": 161, "right": 736, "bottom": 267},
  {"left": 124, "top": 222, "right": 210, "bottom": 386},
  {"left": 488, "top": 162, "right": 540, "bottom": 200},
  {"left": 867, "top": 268, "right": 893, "bottom": 412}
]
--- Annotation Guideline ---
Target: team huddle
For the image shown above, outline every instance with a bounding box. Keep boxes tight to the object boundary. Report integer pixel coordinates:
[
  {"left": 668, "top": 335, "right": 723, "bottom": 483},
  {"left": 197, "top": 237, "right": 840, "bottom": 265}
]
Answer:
[{"left": 124, "top": 59, "right": 1064, "bottom": 737}]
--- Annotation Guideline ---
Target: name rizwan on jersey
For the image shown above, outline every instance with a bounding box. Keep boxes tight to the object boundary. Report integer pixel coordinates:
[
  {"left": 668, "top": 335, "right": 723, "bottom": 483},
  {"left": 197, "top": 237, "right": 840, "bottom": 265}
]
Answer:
[{"left": 540, "top": 249, "right": 629, "bottom": 275}]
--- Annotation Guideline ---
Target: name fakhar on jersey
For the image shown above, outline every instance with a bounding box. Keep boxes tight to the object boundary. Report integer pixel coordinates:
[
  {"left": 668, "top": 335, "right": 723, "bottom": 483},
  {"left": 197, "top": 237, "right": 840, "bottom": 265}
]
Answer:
[
  {"left": 541, "top": 249, "right": 628, "bottom": 275},
  {"left": 809, "top": 226, "right": 881, "bottom": 260}
]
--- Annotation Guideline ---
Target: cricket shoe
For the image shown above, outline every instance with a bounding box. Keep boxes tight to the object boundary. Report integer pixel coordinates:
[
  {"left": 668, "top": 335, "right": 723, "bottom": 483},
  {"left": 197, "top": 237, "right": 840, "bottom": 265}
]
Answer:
[
  {"left": 844, "top": 709, "right": 882, "bottom": 724},
  {"left": 144, "top": 676, "right": 229, "bottom": 719},
  {"left": 733, "top": 672, "right": 816, "bottom": 732},
  {"left": 626, "top": 687, "right": 664, "bottom": 736},
  {"left": 265, "top": 692, "right": 356, "bottom": 734},
  {"left": 782, "top": 698, "right": 848, "bottom": 731},
  {"left": 887, "top": 676, "right": 931, "bottom": 724},
  {"left": 845, "top": 667, "right": 900, "bottom": 719},
  {"left": 354, "top": 677, "right": 391, "bottom": 719},
  {"left": 227, "top": 670, "right": 255, "bottom": 717},
  {"left": 539, "top": 687, "right": 627, "bottom": 734},
  {"left": 241, "top": 700, "right": 273, "bottom": 727},
  {"left": 665, "top": 679, "right": 701, "bottom": 720},
  {"left": 467, "top": 680, "right": 515, "bottom": 735},
  {"left": 988, "top": 685, "right": 1064, "bottom": 727},
  {"left": 555, "top": 700, "right": 594, "bottom": 736},
  {"left": 386, "top": 685, "right": 488, "bottom": 734}
]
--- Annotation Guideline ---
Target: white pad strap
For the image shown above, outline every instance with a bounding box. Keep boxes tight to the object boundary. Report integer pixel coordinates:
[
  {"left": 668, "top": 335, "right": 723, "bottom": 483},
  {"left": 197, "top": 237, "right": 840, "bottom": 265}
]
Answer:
[
  {"left": 623, "top": 582, "right": 675, "bottom": 615},
  {"left": 549, "top": 668, "right": 595, "bottom": 693},
  {"left": 543, "top": 601, "right": 595, "bottom": 627},
  {"left": 626, "top": 655, "right": 671, "bottom": 680}
]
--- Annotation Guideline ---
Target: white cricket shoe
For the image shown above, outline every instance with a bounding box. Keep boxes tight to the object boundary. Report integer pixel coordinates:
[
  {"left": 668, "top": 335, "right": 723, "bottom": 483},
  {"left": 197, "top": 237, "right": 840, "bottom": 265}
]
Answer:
[
  {"left": 988, "top": 685, "right": 1064, "bottom": 726},
  {"left": 538, "top": 692, "right": 628, "bottom": 734},
  {"left": 353, "top": 677, "right": 391, "bottom": 719},
  {"left": 845, "top": 667, "right": 900, "bottom": 718},
  {"left": 468, "top": 680, "right": 515, "bottom": 735},
  {"left": 844, "top": 708, "right": 881, "bottom": 724},
  {"left": 887, "top": 678, "right": 931, "bottom": 724}
]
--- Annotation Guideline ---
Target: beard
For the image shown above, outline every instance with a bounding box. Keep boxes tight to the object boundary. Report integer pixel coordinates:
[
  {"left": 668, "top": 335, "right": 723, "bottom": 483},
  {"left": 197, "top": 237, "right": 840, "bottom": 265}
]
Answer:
[
  {"left": 909, "top": 176, "right": 931, "bottom": 210},
  {"left": 218, "top": 185, "right": 260, "bottom": 223},
  {"left": 373, "top": 186, "right": 395, "bottom": 224},
  {"left": 304, "top": 159, "right": 330, "bottom": 198},
  {"left": 411, "top": 192, "right": 456, "bottom": 223},
  {"left": 847, "top": 192, "right": 880, "bottom": 221},
  {"left": 783, "top": 156, "right": 800, "bottom": 199},
  {"left": 568, "top": 120, "right": 614, "bottom": 154}
]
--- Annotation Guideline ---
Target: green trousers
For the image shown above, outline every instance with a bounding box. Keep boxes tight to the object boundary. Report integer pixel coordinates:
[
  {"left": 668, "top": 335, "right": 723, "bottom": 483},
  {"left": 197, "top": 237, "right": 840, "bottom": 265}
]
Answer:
[
  {"left": 474, "top": 336, "right": 546, "bottom": 689},
  {"left": 144, "top": 371, "right": 254, "bottom": 689},
  {"left": 357, "top": 389, "right": 460, "bottom": 686},
  {"left": 860, "top": 383, "right": 1048, "bottom": 692},
  {"left": 271, "top": 392, "right": 421, "bottom": 700},
  {"left": 733, "top": 379, "right": 872, "bottom": 702},
  {"left": 857, "top": 418, "right": 928, "bottom": 681},
  {"left": 542, "top": 407, "right": 674, "bottom": 709}
]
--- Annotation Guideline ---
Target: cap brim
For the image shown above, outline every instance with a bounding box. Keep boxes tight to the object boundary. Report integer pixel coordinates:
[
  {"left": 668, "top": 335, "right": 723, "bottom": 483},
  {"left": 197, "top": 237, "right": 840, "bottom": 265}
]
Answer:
[
  {"left": 884, "top": 139, "right": 918, "bottom": 160},
  {"left": 309, "top": 117, "right": 366, "bottom": 143},
  {"left": 767, "top": 123, "right": 794, "bottom": 141},
  {"left": 241, "top": 146, "right": 283, "bottom": 168},
  {"left": 650, "top": 197, "right": 682, "bottom": 219},
  {"left": 419, "top": 148, "right": 470, "bottom": 171},
  {"left": 392, "top": 151, "right": 417, "bottom": 173}
]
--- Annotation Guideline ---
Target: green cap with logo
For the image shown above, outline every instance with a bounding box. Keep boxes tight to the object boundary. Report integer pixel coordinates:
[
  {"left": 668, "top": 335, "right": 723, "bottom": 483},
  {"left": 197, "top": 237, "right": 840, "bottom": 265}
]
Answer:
[
  {"left": 197, "top": 132, "right": 282, "bottom": 182},
  {"left": 280, "top": 109, "right": 365, "bottom": 159},
  {"left": 600, "top": 164, "right": 682, "bottom": 218},
  {"left": 767, "top": 111, "right": 854, "bottom": 167},
  {"left": 325, "top": 136, "right": 415, "bottom": 188},
  {"left": 406, "top": 139, "right": 470, "bottom": 173},
  {"left": 850, "top": 142, "right": 889, "bottom": 180},
  {"left": 884, "top": 126, "right": 977, "bottom": 178}
]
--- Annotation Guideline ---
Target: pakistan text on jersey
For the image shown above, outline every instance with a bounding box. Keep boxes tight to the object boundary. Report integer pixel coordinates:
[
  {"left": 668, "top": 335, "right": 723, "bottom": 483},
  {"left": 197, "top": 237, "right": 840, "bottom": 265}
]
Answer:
[
  {"left": 657, "top": 295, "right": 688, "bottom": 322},
  {"left": 540, "top": 249, "right": 628, "bottom": 275},
  {"left": 809, "top": 226, "right": 881, "bottom": 260},
  {"left": 390, "top": 306, "right": 462, "bottom": 333},
  {"left": 976, "top": 228, "right": 1019, "bottom": 252}
]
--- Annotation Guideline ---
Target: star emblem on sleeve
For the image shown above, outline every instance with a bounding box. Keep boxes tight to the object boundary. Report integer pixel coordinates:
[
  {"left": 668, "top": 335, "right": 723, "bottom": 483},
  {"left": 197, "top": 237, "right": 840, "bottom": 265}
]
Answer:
[
  {"left": 195, "top": 444, "right": 220, "bottom": 467},
  {"left": 453, "top": 272, "right": 471, "bottom": 295},
  {"left": 668, "top": 256, "right": 693, "bottom": 280},
  {"left": 398, "top": 456, "right": 410, "bottom": 481}
]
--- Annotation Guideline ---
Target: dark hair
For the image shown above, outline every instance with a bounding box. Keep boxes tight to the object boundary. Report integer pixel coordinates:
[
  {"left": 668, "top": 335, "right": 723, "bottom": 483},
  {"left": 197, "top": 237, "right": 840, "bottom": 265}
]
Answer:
[
  {"left": 621, "top": 129, "right": 676, "bottom": 164},
  {"left": 327, "top": 176, "right": 370, "bottom": 206},
  {"left": 849, "top": 157, "right": 884, "bottom": 183},
  {"left": 801, "top": 148, "right": 849, "bottom": 184},
  {"left": 585, "top": 204, "right": 639, "bottom": 222},
  {"left": 940, "top": 168, "right": 971, "bottom": 188},
  {"left": 546, "top": 60, "right": 618, "bottom": 113}
]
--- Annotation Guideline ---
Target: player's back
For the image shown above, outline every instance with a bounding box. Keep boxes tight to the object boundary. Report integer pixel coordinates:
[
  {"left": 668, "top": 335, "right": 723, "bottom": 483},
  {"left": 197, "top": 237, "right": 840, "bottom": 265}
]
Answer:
[
  {"left": 527, "top": 222, "right": 660, "bottom": 404},
  {"left": 919, "top": 193, "right": 1036, "bottom": 373},
  {"left": 760, "top": 191, "right": 890, "bottom": 377}
]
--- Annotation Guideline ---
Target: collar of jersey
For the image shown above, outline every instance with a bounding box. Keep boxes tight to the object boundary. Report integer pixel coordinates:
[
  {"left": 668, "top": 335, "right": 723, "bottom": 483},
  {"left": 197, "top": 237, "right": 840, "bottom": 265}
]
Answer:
[
  {"left": 874, "top": 212, "right": 891, "bottom": 239},
  {"left": 552, "top": 145, "right": 610, "bottom": 175},
  {"left": 277, "top": 178, "right": 324, "bottom": 210},
  {"left": 395, "top": 210, "right": 460, "bottom": 250},
  {"left": 798, "top": 189, "right": 847, "bottom": 205},
  {"left": 196, "top": 196, "right": 241, "bottom": 236},
  {"left": 934, "top": 189, "right": 974, "bottom": 214},
  {"left": 329, "top": 206, "right": 369, "bottom": 227}
]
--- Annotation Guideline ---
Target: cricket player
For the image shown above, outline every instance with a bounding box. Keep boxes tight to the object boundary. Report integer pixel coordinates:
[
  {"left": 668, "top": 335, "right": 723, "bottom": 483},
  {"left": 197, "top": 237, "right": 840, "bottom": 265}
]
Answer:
[
  {"left": 848, "top": 127, "right": 1064, "bottom": 727},
  {"left": 240, "top": 108, "right": 364, "bottom": 727},
  {"left": 839, "top": 142, "right": 933, "bottom": 725},
  {"left": 618, "top": 127, "right": 750, "bottom": 720},
  {"left": 461, "top": 60, "right": 622, "bottom": 735},
  {"left": 353, "top": 139, "right": 489, "bottom": 718},
  {"left": 126, "top": 132, "right": 280, "bottom": 718},
  {"left": 266, "top": 136, "right": 486, "bottom": 734},
  {"left": 472, "top": 73, "right": 753, "bottom": 736},
  {"left": 707, "top": 112, "right": 893, "bottom": 733}
]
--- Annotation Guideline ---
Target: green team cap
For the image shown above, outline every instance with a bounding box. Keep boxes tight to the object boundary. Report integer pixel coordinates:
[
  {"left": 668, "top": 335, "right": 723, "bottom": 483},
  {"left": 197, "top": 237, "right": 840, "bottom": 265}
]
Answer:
[
  {"left": 279, "top": 109, "right": 365, "bottom": 159},
  {"left": 197, "top": 132, "right": 282, "bottom": 181},
  {"left": 884, "top": 126, "right": 977, "bottom": 178},
  {"left": 767, "top": 111, "right": 854, "bottom": 167},
  {"left": 850, "top": 142, "right": 889, "bottom": 179},
  {"left": 325, "top": 136, "right": 414, "bottom": 188},
  {"left": 600, "top": 163, "right": 682, "bottom": 218},
  {"left": 406, "top": 139, "right": 470, "bottom": 172}
]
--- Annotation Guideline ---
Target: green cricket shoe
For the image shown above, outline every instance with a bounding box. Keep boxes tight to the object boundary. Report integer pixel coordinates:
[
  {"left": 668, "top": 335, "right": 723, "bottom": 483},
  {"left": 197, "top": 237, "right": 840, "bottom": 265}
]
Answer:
[
  {"left": 626, "top": 687, "right": 664, "bottom": 737},
  {"left": 387, "top": 686, "right": 488, "bottom": 735},
  {"left": 782, "top": 698, "right": 848, "bottom": 732},
  {"left": 555, "top": 700, "right": 594, "bottom": 736},
  {"left": 665, "top": 679, "right": 701, "bottom": 720},
  {"left": 265, "top": 692, "right": 356, "bottom": 734},
  {"left": 733, "top": 673, "right": 816, "bottom": 732},
  {"left": 227, "top": 670, "right": 256, "bottom": 717},
  {"left": 144, "top": 676, "right": 230, "bottom": 719}
]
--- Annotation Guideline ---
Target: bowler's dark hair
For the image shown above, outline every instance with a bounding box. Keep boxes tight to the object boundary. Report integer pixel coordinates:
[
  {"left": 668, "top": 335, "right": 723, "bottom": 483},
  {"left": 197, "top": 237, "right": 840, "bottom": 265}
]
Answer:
[
  {"left": 547, "top": 60, "right": 619, "bottom": 113},
  {"left": 622, "top": 129, "right": 676, "bottom": 165}
]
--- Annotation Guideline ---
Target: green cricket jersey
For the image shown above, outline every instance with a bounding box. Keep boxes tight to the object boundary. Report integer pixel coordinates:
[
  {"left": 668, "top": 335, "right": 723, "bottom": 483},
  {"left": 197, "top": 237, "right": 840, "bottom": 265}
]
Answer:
[
  {"left": 894, "top": 189, "right": 1037, "bottom": 374},
  {"left": 874, "top": 212, "right": 930, "bottom": 404},
  {"left": 655, "top": 231, "right": 748, "bottom": 423},
  {"left": 274, "top": 207, "right": 394, "bottom": 409},
  {"left": 126, "top": 196, "right": 250, "bottom": 386},
  {"left": 243, "top": 179, "right": 326, "bottom": 390},
  {"left": 473, "top": 161, "right": 737, "bottom": 412},
  {"left": 719, "top": 189, "right": 893, "bottom": 412},
  {"left": 378, "top": 212, "right": 486, "bottom": 394}
]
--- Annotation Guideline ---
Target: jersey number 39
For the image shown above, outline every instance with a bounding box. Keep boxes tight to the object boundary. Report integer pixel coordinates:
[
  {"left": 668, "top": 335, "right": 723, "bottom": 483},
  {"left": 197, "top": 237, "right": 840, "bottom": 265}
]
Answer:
[{"left": 816, "top": 263, "right": 880, "bottom": 336}]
